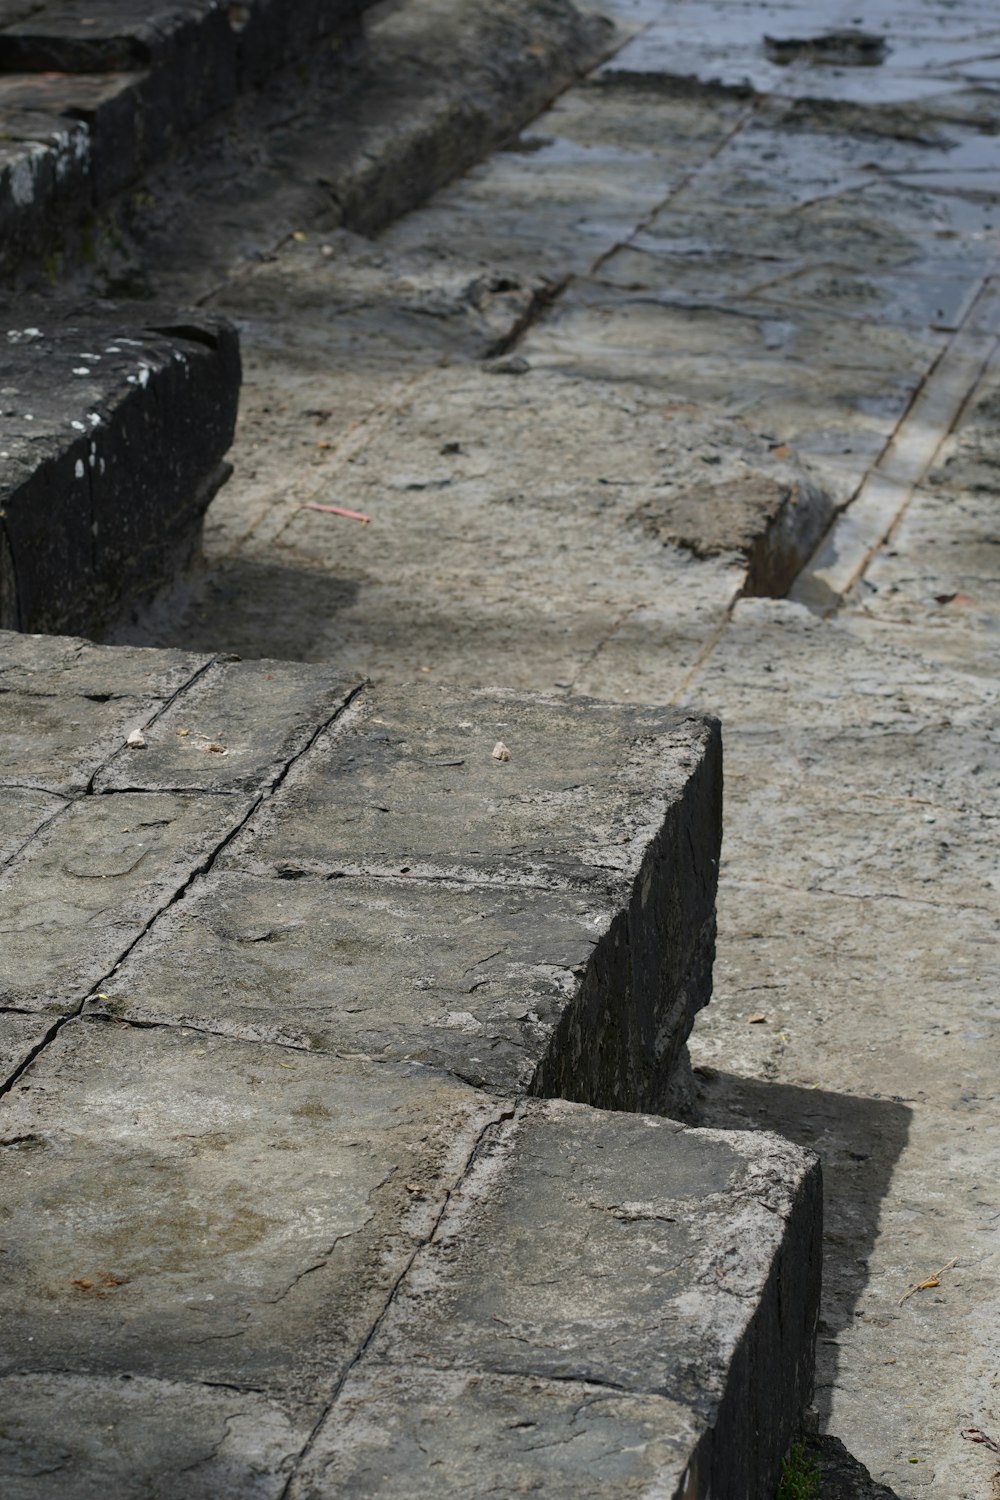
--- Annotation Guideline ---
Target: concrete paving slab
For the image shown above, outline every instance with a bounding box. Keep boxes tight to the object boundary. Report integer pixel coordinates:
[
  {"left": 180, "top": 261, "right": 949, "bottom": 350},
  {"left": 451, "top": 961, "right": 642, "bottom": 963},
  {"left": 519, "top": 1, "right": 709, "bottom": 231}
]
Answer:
[{"left": 296, "top": 1099, "right": 820, "bottom": 1500}]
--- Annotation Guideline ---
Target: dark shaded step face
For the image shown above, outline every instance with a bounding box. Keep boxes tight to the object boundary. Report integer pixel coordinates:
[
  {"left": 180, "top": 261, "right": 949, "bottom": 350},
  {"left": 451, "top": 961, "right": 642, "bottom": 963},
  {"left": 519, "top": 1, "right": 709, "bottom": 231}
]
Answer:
[{"left": 0, "top": 309, "right": 240, "bottom": 638}]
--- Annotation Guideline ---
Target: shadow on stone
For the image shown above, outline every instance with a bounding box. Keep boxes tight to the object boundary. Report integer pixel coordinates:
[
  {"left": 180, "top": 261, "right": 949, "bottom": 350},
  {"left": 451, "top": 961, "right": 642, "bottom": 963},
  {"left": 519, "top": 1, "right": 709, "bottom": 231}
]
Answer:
[
  {"left": 689, "top": 1069, "right": 911, "bottom": 1436},
  {"left": 107, "top": 556, "right": 361, "bottom": 662},
  {"left": 804, "top": 1433, "right": 902, "bottom": 1499}
]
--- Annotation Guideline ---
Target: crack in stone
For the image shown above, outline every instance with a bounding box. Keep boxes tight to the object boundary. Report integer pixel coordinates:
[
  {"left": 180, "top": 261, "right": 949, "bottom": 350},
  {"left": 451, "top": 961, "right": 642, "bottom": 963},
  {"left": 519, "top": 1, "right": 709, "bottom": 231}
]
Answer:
[
  {"left": 277, "top": 1100, "right": 518, "bottom": 1499},
  {"left": 0, "top": 681, "right": 367, "bottom": 1100}
]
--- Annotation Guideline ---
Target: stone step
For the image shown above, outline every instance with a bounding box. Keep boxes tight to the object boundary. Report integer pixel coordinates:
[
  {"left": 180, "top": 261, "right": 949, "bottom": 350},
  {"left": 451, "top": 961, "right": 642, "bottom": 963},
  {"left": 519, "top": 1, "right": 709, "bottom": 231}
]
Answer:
[
  {"left": 0, "top": 635, "right": 719, "bottom": 1112},
  {"left": 0, "top": 307, "right": 240, "bottom": 636},
  {"left": 0, "top": 0, "right": 618, "bottom": 282},
  {"left": 0, "top": 1028, "right": 820, "bottom": 1500},
  {"left": 0, "top": 630, "right": 819, "bottom": 1496},
  {"left": 0, "top": 0, "right": 373, "bottom": 270}
]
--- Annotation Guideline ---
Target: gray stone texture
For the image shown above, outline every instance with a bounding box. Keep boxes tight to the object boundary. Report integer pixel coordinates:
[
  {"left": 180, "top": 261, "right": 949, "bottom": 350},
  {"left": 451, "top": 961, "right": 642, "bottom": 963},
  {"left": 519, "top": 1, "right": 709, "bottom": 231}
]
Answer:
[
  {"left": 292, "top": 1100, "right": 821, "bottom": 1500},
  {"left": 0, "top": 313, "right": 240, "bottom": 637}
]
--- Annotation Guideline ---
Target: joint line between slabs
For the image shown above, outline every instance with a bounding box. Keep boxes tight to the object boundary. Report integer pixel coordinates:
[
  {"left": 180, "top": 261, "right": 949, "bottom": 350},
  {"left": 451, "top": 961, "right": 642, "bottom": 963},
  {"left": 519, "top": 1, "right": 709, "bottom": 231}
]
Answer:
[{"left": 792, "top": 271, "right": 1000, "bottom": 609}]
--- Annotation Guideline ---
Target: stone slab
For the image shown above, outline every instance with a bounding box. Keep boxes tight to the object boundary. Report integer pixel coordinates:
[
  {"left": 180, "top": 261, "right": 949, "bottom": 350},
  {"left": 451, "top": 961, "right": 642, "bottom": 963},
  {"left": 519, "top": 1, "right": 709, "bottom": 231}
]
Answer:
[
  {"left": 222, "top": 682, "right": 717, "bottom": 892},
  {"left": 85, "top": 870, "right": 608, "bottom": 1093},
  {"left": 0, "top": 631, "right": 206, "bottom": 793},
  {"left": 0, "top": 790, "right": 250, "bottom": 1013},
  {"left": 0, "top": 1019, "right": 504, "bottom": 1406},
  {"left": 213, "top": 682, "right": 722, "bottom": 1108},
  {"left": 0, "top": 2, "right": 370, "bottom": 211},
  {"left": 0, "top": 1372, "right": 306, "bottom": 1500},
  {"left": 0, "top": 311, "right": 240, "bottom": 636},
  {"left": 294, "top": 1099, "right": 822, "bottom": 1500},
  {"left": 0, "top": 1021, "right": 820, "bottom": 1500},
  {"left": 93, "top": 655, "right": 360, "bottom": 796},
  {"left": 0, "top": 786, "right": 63, "bottom": 865}
]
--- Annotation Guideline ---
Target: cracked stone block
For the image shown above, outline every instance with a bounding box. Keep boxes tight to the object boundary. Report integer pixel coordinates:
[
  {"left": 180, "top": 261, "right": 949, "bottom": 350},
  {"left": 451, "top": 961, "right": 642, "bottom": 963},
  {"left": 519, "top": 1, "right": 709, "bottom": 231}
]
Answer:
[
  {"left": 0, "top": 1019, "right": 505, "bottom": 1408},
  {"left": 0, "top": 631, "right": 207, "bottom": 793},
  {"left": 0, "top": 312, "right": 240, "bottom": 637},
  {"left": 0, "top": 791, "right": 248, "bottom": 1012},
  {"left": 93, "top": 655, "right": 361, "bottom": 797},
  {"left": 0, "top": 1372, "right": 306, "bottom": 1500},
  {"left": 216, "top": 680, "right": 721, "bottom": 1109},
  {"left": 292, "top": 1098, "right": 822, "bottom": 1500},
  {"left": 0, "top": 1008, "right": 51, "bottom": 1089}
]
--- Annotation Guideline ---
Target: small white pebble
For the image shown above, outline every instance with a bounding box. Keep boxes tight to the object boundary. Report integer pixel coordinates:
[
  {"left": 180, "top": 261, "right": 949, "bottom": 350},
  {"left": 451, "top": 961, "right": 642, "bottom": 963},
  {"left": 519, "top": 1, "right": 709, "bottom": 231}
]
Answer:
[
  {"left": 492, "top": 741, "right": 511, "bottom": 762},
  {"left": 126, "top": 730, "right": 146, "bottom": 748}
]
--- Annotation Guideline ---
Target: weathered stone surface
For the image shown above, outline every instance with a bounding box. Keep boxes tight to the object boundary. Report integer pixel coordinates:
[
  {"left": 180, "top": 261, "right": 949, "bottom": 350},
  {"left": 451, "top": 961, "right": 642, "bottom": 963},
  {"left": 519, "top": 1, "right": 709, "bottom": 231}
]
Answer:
[
  {"left": 0, "top": 791, "right": 246, "bottom": 1012},
  {"left": 94, "top": 655, "right": 360, "bottom": 796},
  {"left": 0, "top": 1372, "right": 306, "bottom": 1500},
  {"left": 0, "top": 109, "right": 89, "bottom": 275},
  {"left": 0, "top": 312, "right": 240, "bottom": 636},
  {"left": 0, "top": 1019, "right": 504, "bottom": 1405},
  {"left": 0, "top": 1008, "right": 50, "bottom": 1088},
  {"left": 0, "top": 786, "right": 62, "bottom": 865},
  {"left": 224, "top": 682, "right": 716, "bottom": 889},
  {"left": 296, "top": 1368, "right": 707, "bottom": 1499},
  {"left": 85, "top": 870, "right": 607, "bottom": 1092},
  {"left": 213, "top": 682, "right": 721, "bottom": 1108},
  {"left": 0, "top": 631, "right": 206, "bottom": 792},
  {"left": 294, "top": 1099, "right": 822, "bottom": 1500},
  {"left": 0, "top": 1, "right": 370, "bottom": 214}
]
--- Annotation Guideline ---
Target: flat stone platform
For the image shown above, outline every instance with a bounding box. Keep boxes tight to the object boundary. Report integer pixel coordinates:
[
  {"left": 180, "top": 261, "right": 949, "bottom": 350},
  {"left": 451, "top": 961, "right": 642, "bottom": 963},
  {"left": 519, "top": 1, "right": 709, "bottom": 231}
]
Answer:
[{"left": 0, "top": 628, "right": 821, "bottom": 1498}]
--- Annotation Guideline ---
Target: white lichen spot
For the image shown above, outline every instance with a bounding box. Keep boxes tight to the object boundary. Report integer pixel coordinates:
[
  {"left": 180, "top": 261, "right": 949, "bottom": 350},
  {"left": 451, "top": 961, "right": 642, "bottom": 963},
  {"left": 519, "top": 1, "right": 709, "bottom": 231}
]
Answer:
[
  {"left": 9, "top": 147, "right": 43, "bottom": 208},
  {"left": 71, "top": 420, "right": 85, "bottom": 431},
  {"left": 74, "top": 459, "right": 84, "bottom": 479},
  {"left": 72, "top": 367, "right": 90, "bottom": 376}
]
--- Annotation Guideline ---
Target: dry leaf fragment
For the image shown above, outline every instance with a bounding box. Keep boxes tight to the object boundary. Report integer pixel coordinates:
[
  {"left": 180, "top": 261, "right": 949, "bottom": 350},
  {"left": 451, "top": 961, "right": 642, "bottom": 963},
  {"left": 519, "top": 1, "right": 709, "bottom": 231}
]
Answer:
[
  {"left": 126, "top": 729, "right": 145, "bottom": 748},
  {"left": 898, "top": 1256, "right": 957, "bottom": 1305},
  {"left": 492, "top": 742, "right": 511, "bottom": 762},
  {"left": 961, "top": 1427, "right": 1000, "bottom": 1457},
  {"left": 203, "top": 742, "right": 227, "bottom": 754}
]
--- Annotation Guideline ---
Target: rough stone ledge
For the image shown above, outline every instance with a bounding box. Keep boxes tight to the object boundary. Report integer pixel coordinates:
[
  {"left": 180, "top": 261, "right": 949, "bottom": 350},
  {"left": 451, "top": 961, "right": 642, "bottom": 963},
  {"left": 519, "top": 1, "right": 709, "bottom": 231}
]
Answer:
[
  {"left": 0, "top": 308, "right": 240, "bottom": 637},
  {"left": 0, "top": 1019, "right": 820, "bottom": 1500},
  {"left": 0, "top": 0, "right": 373, "bottom": 267},
  {"left": 0, "top": 633, "right": 819, "bottom": 1497}
]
